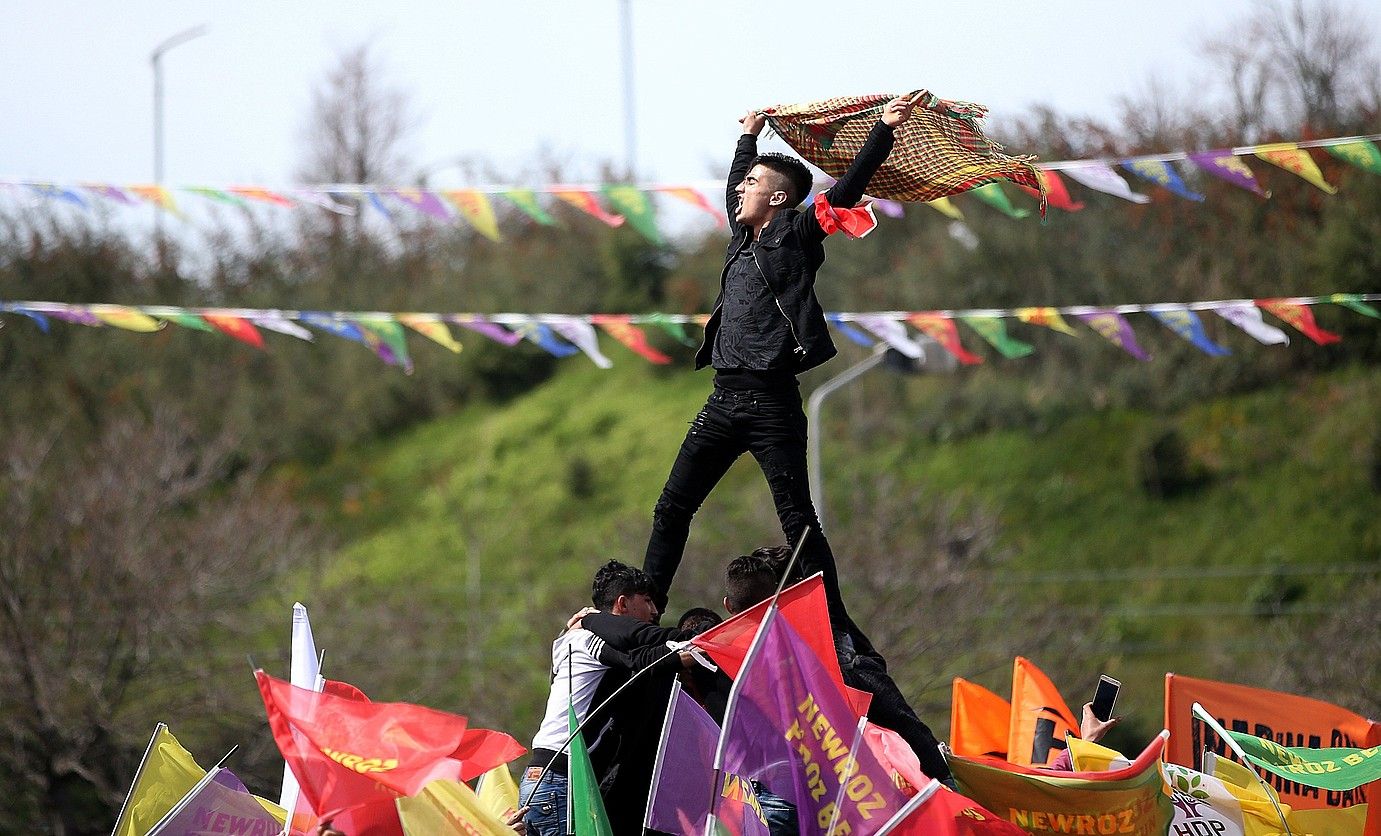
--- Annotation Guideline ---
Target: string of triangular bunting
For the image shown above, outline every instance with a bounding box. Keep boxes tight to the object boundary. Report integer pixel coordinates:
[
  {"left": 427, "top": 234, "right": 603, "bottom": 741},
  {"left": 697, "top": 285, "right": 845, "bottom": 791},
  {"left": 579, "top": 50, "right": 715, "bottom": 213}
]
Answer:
[
  {"left": 5, "top": 134, "right": 1379, "bottom": 241},
  {"left": 3, "top": 294, "right": 1376, "bottom": 373}
]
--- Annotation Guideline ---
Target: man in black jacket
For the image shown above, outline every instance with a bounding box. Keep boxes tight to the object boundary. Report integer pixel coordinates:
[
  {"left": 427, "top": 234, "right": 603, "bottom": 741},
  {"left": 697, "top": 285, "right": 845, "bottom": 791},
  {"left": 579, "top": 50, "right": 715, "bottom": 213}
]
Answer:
[{"left": 643, "top": 94, "right": 921, "bottom": 660}]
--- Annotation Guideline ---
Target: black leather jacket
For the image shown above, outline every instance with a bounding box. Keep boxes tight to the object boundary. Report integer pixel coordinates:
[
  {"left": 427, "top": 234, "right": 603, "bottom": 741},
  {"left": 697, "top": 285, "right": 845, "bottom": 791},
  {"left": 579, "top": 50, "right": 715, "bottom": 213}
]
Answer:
[{"left": 694, "top": 119, "right": 897, "bottom": 374}]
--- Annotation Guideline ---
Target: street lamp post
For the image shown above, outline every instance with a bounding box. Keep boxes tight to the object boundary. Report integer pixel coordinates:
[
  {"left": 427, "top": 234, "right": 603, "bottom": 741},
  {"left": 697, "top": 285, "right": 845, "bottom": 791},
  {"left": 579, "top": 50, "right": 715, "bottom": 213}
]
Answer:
[
  {"left": 151, "top": 24, "right": 208, "bottom": 263},
  {"left": 618, "top": 0, "right": 636, "bottom": 177},
  {"left": 806, "top": 339, "right": 956, "bottom": 531}
]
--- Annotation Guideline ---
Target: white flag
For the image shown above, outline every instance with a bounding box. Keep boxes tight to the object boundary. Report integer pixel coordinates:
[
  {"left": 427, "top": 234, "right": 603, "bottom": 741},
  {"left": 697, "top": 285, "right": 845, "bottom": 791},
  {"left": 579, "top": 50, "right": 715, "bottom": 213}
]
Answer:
[
  {"left": 277, "top": 603, "right": 322, "bottom": 815},
  {"left": 252, "top": 314, "right": 314, "bottom": 341},
  {"left": 548, "top": 317, "right": 613, "bottom": 369},
  {"left": 1061, "top": 164, "right": 1151, "bottom": 204},
  {"left": 853, "top": 314, "right": 925, "bottom": 358},
  {"left": 1214, "top": 303, "right": 1290, "bottom": 345}
]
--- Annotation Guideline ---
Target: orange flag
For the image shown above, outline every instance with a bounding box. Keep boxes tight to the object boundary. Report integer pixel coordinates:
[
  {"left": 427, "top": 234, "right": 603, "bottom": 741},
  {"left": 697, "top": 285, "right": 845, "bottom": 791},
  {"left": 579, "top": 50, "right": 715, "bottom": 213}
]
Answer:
[
  {"left": 442, "top": 189, "right": 503, "bottom": 242},
  {"left": 1007, "top": 657, "right": 1079, "bottom": 767},
  {"left": 951, "top": 678, "right": 1011, "bottom": 759},
  {"left": 590, "top": 315, "right": 671, "bottom": 364},
  {"left": 1256, "top": 298, "right": 1342, "bottom": 345},
  {"left": 129, "top": 184, "right": 180, "bottom": 214},
  {"left": 551, "top": 188, "right": 625, "bottom": 227},
  {"left": 203, "top": 314, "right": 265, "bottom": 350},
  {"left": 907, "top": 312, "right": 984, "bottom": 365},
  {"left": 654, "top": 186, "right": 724, "bottom": 226}
]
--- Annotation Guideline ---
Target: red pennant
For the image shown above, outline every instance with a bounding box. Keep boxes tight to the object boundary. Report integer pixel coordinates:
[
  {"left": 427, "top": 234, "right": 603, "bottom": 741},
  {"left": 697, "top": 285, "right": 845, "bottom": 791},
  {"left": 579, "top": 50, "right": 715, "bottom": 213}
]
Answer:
[
  {"left": 449, "top": 729, "right": 527, "bottom": 781},
  {"left": 203, "top": 314, "right": 265, "bottom": 350},
  {"left": 1019, "top": 170, "right": 1084, "bottom": 212},
  {"left": 551, "top": 188, "right": 625, "bottom": 227},
  {"left": 1256, "top": 299, "right": 1342, "bottom": 345},
  {"left": 590, "top": 314, "right": 671, "bottom": 364},
  {"left": 813, "top": 192, "right": 879, "bottom": 238},
  {"left": 891, "top": 786, "right": 1028, "bottom": 835},
  {"left": 907, "top": 313, "right": 984, "bottom": 365}
]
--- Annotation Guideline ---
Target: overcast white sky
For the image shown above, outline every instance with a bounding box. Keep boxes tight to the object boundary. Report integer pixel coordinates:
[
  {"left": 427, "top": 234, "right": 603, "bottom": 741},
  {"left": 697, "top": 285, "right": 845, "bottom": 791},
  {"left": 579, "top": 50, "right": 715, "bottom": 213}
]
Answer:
[{"left": 9, "top": 0, "right": 1371, "bottom": 193}]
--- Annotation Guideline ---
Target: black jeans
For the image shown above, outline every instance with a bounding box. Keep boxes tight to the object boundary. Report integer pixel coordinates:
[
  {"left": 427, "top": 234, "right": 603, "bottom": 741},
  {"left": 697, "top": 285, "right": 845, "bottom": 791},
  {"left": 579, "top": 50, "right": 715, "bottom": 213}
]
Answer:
[{"left": 643, "top": 385, "right": 875, "bottom": 656}]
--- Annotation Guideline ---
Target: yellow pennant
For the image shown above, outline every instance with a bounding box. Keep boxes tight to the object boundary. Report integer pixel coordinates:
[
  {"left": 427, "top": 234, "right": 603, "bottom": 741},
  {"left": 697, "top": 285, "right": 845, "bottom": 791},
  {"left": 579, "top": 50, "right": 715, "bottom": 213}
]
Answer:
[
  {"left": 925, "top": 196, "right": 965, "bottom": 220},
  {"left": 1253, "top": 144, "right": 1338, "bottom": 194},
  {"left": 128, "top": 184, "right": 181, "bottom": 214},
  {"left": 92, "top": 305, "right": 164, "bottom": 332},
  {"left": 1016, "top": 307, "right": 1079, "bottom": 336},
  {"left": 442, "top": 189, "right": 503, "bottom": 242},
  {"left": 398, "top": 313, "right": 462, "bottom": 353}
]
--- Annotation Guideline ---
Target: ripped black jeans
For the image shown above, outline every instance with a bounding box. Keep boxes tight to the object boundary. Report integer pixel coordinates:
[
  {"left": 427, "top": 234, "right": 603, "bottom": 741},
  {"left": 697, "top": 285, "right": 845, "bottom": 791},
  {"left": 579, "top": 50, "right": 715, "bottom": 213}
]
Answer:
[{"left": 643, "top": 385, "right": 876, "bottom": 658}]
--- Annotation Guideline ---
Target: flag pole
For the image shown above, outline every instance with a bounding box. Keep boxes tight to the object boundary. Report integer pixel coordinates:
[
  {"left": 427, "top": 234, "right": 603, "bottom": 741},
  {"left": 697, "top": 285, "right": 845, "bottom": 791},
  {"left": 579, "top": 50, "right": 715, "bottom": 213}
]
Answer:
[
  {"left": 1192, "top": 703, "right": 1294, "bottom": 836},
  {"left": 110, "top": 722, "right": 167, "bottom": 836},
  {"left": 566, "top": 652, "right": 574, "bottom": 836},
  {"left": 825, "top": 714, "right": 871, "bottom": 834}
]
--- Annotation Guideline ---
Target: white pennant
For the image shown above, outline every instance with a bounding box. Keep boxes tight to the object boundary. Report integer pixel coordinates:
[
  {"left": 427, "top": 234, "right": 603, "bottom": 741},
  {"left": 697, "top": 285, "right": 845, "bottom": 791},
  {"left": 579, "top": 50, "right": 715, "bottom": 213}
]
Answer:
[
  {"left": 1214, "top": 303, "right": 1290, "bottom": 345},
  {"left": 547, "top": 317, "right": 613, "bottom": 368},
  {"left": 1061, "top": 164, "right": 1151, "bottom": 204},
  {"left": 852, "top": 314, "right": 925, "bottom": 358},
  {"left": 252, "top": 314, "right": 314, "bottom": 341}
]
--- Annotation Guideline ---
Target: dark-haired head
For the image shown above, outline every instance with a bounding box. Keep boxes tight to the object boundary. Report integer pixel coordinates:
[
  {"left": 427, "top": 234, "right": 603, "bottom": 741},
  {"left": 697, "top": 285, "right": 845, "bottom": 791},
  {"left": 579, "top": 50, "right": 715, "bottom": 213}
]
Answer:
[
  {"left": 751, "top": 153, "right": 813, "bottom": 207},
  {"left": 723, "top": 554, "right": 778, "bottom": 615},
  {"left": 591, "top": 560, "right": 659, "bottom": 623},
  {"left": 676, "top": 607, "right": 723, "bottom": 636}
]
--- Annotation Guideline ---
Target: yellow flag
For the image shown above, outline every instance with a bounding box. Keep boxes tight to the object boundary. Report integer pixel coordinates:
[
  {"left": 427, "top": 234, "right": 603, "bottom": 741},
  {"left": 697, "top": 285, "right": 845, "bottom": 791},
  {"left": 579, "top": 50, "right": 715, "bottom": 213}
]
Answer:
[
  {"left": 129, "top": 184, "right": 181, "bottom": 214},
  {"left": 475, "top": 764, "right": 521, "bottom": 822},
  {"left": 1210, "top": 754, "right": 1297, "bottom": 835},
  {"left": 398, "top": 313, "right": 463, "bottom": 353},
  {"left": 1067, "top": 735, "right": 1133, "bottom": 772},
  {"left": 396, "top": 779, "right": 515, "bottom": 835},
  {"left": 92, "top": 305, "right": 164, "bottom": 333},
  {"left": 443, "top": 189, "right": 503, "bottom": 242},
  {"left": 925, "top": 196, "right": 965, "bottom": 220},
  {"left": 112, "top": 725, "right": 205, "bottom": 836},
  {"left": 1016, "top": 306, "right": 1080, "bottom": 336},
  {"left": 1288, "top": 804, "right": 1369, "bottom": 836},
  {"left": 1254, "top": 144, "right": 1338, "bottom": 194}
]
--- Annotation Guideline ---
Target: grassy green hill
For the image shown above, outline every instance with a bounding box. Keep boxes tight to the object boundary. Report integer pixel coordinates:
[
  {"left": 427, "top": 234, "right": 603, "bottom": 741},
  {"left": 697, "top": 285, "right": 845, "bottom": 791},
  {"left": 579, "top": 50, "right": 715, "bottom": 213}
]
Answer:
[{"left": 285, "top": 355, "right": 1381, "bottom": 753}]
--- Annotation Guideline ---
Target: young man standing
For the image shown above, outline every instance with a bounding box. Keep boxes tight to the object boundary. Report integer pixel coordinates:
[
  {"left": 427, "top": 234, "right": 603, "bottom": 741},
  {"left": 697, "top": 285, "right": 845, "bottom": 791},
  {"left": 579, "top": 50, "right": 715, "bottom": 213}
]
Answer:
[{"left": 642, "top": 95, "right": 921, "bottom": 662}]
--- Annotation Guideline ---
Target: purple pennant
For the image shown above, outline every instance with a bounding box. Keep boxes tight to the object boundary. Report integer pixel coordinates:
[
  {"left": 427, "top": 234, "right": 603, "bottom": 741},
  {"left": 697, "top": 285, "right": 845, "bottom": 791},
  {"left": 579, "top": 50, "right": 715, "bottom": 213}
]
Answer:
[
  {"left": 447, "top": 315, "right": 524, "bottom": 346},
  {"left": 82, "top": 183, "right": 137, "bottom": 205},
  {"left": 718, "top": 611, "right": 909, "bottom": 835},
  {"left": 388, "top": 188, "right": 452, "bottom": 220},
  {"left": 1188, "top": 151, "right": 1269, "bottom": 197},
  {"left": 871, "top": 198, "right": 905, "bottom": 219},
  {"left": 47, "top": 307, "right": 103, "bottom": 326},
  {"left": 151, "top": 768, "right": 282, "bottom": 836},
  {"left": 1073, "top": 310, "right": 1151, "bottom": 361}
]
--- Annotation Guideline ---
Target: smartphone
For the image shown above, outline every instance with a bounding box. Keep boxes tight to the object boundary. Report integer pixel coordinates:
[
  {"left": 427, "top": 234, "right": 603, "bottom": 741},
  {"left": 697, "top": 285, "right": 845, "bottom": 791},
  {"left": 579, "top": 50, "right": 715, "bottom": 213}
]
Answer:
[{"left": 1091, "top": 675, "right": 1121, "bottom": 722}]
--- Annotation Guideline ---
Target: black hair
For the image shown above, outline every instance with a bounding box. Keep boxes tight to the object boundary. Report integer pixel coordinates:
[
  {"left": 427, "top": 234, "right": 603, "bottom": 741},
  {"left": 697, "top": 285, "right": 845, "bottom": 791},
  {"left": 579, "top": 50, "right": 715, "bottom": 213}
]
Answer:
[
  {"left": 723, "top": 554, "right": 778, "bottom": 614},
  {"left": 676, "top": 607, "right": 723, "bottom": 636},
  {"left": 750, "top": 544, "right": 799, "bottom": 584},
  {"left": 751, "top": 153, "right": 813, "bottom": 207},
  {"left": 591, "top": 560, "right": 654, "bottom": 610}
]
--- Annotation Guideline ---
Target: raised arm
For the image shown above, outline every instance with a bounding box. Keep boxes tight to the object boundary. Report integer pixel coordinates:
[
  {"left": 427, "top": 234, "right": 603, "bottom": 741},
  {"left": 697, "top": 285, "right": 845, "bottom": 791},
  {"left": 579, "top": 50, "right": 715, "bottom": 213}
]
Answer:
[
  {"left": 726, "top": 110, "right": 767, "bottom": 223},
  {"left": 820, "top": 92, "right": 923, "bottom": 210}
]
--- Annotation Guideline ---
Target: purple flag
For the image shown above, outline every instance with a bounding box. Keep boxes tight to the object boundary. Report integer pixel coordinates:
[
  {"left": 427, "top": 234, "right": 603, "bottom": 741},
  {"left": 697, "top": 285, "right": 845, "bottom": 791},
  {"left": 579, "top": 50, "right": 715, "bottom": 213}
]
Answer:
[
  {"left": 1188, "top": 151, "right": 1269, "bottom": 197},
  {"left": 716, "top": 612, "right": 908, "bottom": 835},
  {"left": 647, "top": 684, "right": 770, "bottom": 836},
  {"left": 389, "top": 188, "right": 452, "bottom": 220},
  {"left": 149, "top": 768, "right": 282, "bottom": 836},
  {"left": 48, "top": 307, "right": 103, "bottom": 327},
  {"left": 1073, "top": 310, "right": 1151, "bottom": 361},
  {"left": 82, "top": 183, "right": 137, "bottom": 205},
  {"left": 447, "top": 315, "right": 524, "bottom": 346},
  {"left": 871, "top": 198, "right": 906, "bottom": 219}
]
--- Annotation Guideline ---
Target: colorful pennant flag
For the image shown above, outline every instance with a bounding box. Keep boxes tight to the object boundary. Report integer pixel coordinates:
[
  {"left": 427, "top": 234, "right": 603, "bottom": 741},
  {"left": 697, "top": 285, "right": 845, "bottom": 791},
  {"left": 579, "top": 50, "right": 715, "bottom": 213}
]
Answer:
[
  {"left": 501, "top": 188, "right": 557, "bottom": 225},
  {"left": 92, "top": 305, "right": 164, "bottom": 332},
  {"left": 203, "top": 314, "right": 266, "bottom": 350},
  {"left": 568, "top": 703, "right": 615, "bottom": 836},
  {"left": 398, "top": 313, "right": 462, "bottom": 353},
  {"left": 228, "top": 187, "right": 295, "bottom": 207},
  {"left": 969, "top": 183, "right": 1031, "bottom": 218},
  {"left": 925, "top": 196, "right": 965, "bottom": 220},
  {"left": 1256, "top": 299, "right": 1341, "bottom": 345},
  {"left": 872, "top": 197, "right": 906, "bottom": 218},
  {"left": 389, "top": 188, "right": 452, "bottom": 220},
  {"left": 1122, "top": 159, "right": 1205, "bottom": 201},
  {"left": 161, "top": 311, "right": 215, "bottom": 332},
  {"left": 551, "top": 188, "right": 625, "bottom": 227},
  {"left": 1073, "top": 310, "right": 1151, "bottom": 360},
  {"left": 908, "top": 312, "right": 984, "bottom": 365},
  {"left": 450, "top": 315, "right": 524, "bottom": 347},
  {"left": 510, "top": 318, "right": 581, "bottom": 358},
  {"left": 1325, "top": 140, "right": 1381, "bottom": 175},
  {"left": 644, "top": 312, "right": 696, "bottom": 346},
  {"left": 826, "top": 313, "right": 877, "bottom": 348},
  {"left": 7, "top": 307, "right": 51, "bottom": 331},
  {"left": 1213, "top": 303, "right": 1290, "bottom": 345},
  {"left": 602, "top": 184, "right": 664, "bottom": 244},
  {"left": 1016, "top": 306, "right": 1080, "bottom": 336},
  {"left": 83, "top": 183, "right": 136, "bottom": 204},
  {"left": 251, "top": 314, "right": 314, "bottom": 341},
  {"left": 1060, "top": 164, "right": 1151, "bottom": 204},
  {"left": 854, "top": 314, "right": 927, "bottom": 359},
  {"left": 1254, "top": 145, "right": 1337, "bottom": 194},
  {"left": 590, "top": 314, "right": 671, "bottom": 364},
  {"left": 950, "top": 678, "right": 1012, "bottom": 759},
  {"left": 442, "top": 189, "right": 503, "bottom": 242},
  {"left": 653, "top": 186, "right": 725, "bottom": 226},
  {"left": 186, "top": 186, "right": 247, "bottom": 207},
  {"left": 301, "top": 311, "right": 368, "bottom": 344},
  {"left": 355, "top": 316, "right": 414, "bottom": 372},
  {"left": 128, "top": 185, "right": 181, "bottom": 213},
  {"left": 28, "top": 183, "right": 87, "bottom": 206},
  {"left": 1019, "top": 169, "right": 1084, "bottom": 212},
  {"left": 1330, "top": 293, "right": 1381, "bottom": 319},
  {"left": 1148, "top": 308, "right": 1231, "bottom": 356},
  {"left": 1007, "top": 657, "right": 1080, "bottom": 768},
  {"left": 1189, "top": 151, "right": 1270, "bottom": 197},
  {"left": 48, "top": 307, "right": 103, "bottom": 326},
  {"left": 547, "top": 317, "right": 612, "bottom": 368},
  {"left": 959, "top": 315, "right": 1034, "bottom": 359},
  {"left": 395, "top": 779, "right": 516, "bottom": 835}
]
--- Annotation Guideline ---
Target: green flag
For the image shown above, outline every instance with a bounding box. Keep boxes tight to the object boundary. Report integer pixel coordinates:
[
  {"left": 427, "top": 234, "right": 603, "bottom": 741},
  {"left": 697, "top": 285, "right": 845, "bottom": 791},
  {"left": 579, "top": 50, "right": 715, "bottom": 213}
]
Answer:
[
  {"left": 161, "top": 312, "right": 215, "bottom": 332},
  {"left": 1325, "top": 140, "right": 1381, "bottom": 175},
  {"left": 960, "top": 315, "right": 1035, "bottom": 358},
  {"left": 601, "top": 185, "right": 664, "bottom": 245},
  {"left": 1225, "top": 730, "right": 1381, "bottom": 792},
  {"left": 502, "top": 188, "right": 558, "bottom": 225},
  {"left": 968, "top": 182, "right": 1031, "bottom": 219},
  {"left": 1330, "top": 293, "right": 1381, "bottom": 319},
  {"left": 645, "top": 313, "right": 696, "bottom": 346},
  {"left": 355, "top": 316, "right": 414, "bottom": 373},
  {"left": 567, "top": 703, "right": 614, "bottom": 836}
]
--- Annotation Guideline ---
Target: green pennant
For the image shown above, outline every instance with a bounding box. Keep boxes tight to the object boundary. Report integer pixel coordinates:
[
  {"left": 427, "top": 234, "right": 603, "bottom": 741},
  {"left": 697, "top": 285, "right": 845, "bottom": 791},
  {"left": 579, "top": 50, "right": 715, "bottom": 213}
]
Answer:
[
  {"left": 1225, "top": 730, "right": 1381, "bottom": 792},
  {"left": 968, "top": 183, "right": 1031, "bottom": 219},
  {"left": 601, "top": 185, "right": 664, "bottom": 245},
  {"left": 960, "top": 315, "right": 1035, "bottom": 358},
  {"left": 1330, "top": 293, "right": 1381, "bottom": 319},
  {"left": 185, "top": 187, "right": 247, "bottom": 207},
  {"left": 355, "top": 316, "right": 413, "bottom": 373},
  {"left": 645, "top": 313, "right": 695, "bottom": 346},
  {"left": 1325, "top": 140, "right": 1381, "bottom": 176},
  {"left": 502, "top": 189, "right": 557, "bottom": 225},
  {"left": 568, "top": 703, "right": 614, "bottom": 836},
  {"left": 161, "top": 312, "right": 215, "bottom": 332}
]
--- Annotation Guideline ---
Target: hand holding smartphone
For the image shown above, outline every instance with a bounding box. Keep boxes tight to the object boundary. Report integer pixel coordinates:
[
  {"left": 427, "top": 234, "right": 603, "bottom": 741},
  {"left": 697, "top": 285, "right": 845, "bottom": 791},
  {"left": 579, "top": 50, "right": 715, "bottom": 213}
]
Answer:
[{"left": 1091, "top": 675, "right": 1121, "bottom": 722}]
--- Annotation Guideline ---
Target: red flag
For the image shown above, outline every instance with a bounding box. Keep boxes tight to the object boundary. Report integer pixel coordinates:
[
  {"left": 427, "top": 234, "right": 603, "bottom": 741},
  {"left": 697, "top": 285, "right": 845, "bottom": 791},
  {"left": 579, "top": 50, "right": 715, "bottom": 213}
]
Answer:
[
  {"left": 813, "top": 192, "right": 879, "bottom": 238},
  {"left": 203, "top": 314, "right": 266, "bottom": 350},
  {"left": 324, "top": 679, "right": 371, "bottom": 702},
  {"left": 891, "top": 786, "right": 1028, "bottom": 836},
  {"left": 1256, "top": 299, "right": 1342, "bottom": 345},
  {"left": 950, "top": 678, "right": 1011, "bottom": 759},
  {"left": 256, "top": 671, "right": 472, "bottom": 819},
  {"left": 907, "top": 313, "right": 984, "bottom": 365},
  {"left": 449, "top": 728, "right": 526, "bottom": 782},
  {"left": 1019, "top": 170, "right": 1084, "bottom": 212},
  {"left": 1007, "top": 657, "right": 1079, "bottom": 768},
  {"left": 551, "top": 188, "right": 625, "bottom": 227},
  {"left": 654, "top": 186, "right": 725, "bottom": 226},
  {"left": 591, "top": 315, "right": 671, "bottom": 364}
]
